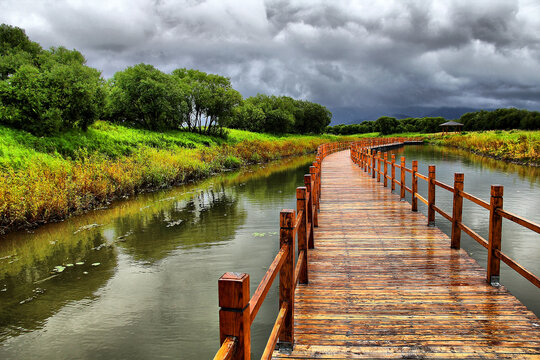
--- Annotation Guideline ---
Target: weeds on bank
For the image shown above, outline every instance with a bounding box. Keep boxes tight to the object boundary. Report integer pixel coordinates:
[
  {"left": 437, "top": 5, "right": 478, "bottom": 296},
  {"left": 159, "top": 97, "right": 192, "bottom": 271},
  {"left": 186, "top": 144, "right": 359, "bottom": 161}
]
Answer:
[
  {"left": 430, "top": 131, "right": 540, "bottom": 164},
  {"left": 0, "top": 125, "right": 332, "bottom": 233}
]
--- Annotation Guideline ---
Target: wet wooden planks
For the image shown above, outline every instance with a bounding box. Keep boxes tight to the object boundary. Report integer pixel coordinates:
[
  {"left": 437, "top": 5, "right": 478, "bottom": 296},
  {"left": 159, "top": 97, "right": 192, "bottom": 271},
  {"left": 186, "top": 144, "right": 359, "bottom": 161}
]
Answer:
[{"left": 273, "top": 150, "right": 540, "bottom": 360}]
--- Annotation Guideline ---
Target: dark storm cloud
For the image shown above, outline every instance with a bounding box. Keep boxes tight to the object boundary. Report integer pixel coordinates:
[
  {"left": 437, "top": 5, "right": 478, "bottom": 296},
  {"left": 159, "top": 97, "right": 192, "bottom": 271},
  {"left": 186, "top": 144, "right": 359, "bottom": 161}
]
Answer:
[{"left": 1, "top": 0, "right": 539, "bottom": 122}]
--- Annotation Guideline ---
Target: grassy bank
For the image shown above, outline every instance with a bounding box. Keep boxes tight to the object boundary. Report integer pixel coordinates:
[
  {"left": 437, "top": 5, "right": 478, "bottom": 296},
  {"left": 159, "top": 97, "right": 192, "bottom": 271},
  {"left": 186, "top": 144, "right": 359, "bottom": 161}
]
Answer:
[
  {"left": 0, "top": 121, "right": 343, "bottom": 234},
  {"left": 427, "top": 131, "right": 540, "bottom": 165}
]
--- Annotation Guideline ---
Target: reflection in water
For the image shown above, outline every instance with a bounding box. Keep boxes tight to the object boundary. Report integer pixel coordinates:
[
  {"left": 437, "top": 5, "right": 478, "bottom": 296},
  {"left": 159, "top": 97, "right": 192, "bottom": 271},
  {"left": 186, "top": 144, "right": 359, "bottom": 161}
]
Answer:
[
  {"left": 390, "top": 145, "right": 540, "bottom": 316},
  {"left": 114, "top": 186, "right": 243, "bottom": 263},
  {"left": 0, "top": 231, "right": 117, "bottom": 342},
  {"left": 0, "top": 154, "right": 315, "bottom": 359}
]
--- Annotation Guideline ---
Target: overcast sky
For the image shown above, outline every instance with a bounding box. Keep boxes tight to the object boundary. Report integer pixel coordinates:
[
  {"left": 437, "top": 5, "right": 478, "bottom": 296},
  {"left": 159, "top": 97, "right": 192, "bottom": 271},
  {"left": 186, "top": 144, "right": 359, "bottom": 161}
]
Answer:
[{"left": 2, "top": 0, "right": 540, "bottom": 122}]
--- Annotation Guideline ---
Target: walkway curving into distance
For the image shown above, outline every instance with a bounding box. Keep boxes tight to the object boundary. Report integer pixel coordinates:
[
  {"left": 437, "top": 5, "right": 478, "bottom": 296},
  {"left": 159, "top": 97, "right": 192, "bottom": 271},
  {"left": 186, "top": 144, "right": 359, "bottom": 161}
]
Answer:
[{"left": 273, "top": 149, "right": 540, "bottom": 360}]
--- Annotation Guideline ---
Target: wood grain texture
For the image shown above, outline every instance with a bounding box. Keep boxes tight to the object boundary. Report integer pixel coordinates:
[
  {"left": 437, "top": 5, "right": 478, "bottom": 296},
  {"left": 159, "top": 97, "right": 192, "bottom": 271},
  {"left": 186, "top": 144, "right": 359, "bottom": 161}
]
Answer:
[
  {"left": 273, "top": 149, "right": 540, "bottom": 360},
  {"left": 279, "top": 210, "right": 295, "bottom": 345},
  {"left": 218, "top": 273, "right": 251, "bottom": 360},
  {"left": 214, "top": 336, "right": 237, "bottom": 360}
]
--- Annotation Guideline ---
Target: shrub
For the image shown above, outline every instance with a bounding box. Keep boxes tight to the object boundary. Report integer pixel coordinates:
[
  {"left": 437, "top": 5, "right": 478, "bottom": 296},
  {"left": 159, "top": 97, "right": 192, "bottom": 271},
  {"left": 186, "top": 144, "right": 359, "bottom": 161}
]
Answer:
[
  {"left": 0, "top": 24, "right": 105, "bottom": 136},
  {"left": 223, "top": 155, "right": 242, "bottom": 169}
]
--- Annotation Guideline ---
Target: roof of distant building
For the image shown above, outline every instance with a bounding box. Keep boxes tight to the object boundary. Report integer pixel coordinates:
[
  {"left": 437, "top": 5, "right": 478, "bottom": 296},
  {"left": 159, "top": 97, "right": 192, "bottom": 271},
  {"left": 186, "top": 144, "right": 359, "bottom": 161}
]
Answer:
[{"left": 440, "top": 120, "right": 464, "bottom": 126}]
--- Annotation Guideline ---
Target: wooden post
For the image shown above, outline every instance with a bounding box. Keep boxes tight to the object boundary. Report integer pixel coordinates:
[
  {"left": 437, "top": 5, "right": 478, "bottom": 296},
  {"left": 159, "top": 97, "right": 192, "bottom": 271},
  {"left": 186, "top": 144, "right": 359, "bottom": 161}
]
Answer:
[
  {"left": 364, "top": 149, "right": 367, "bottom": 171},
  {"left": 400, "top": 157, "right": 406, "bottom": 201},
  {"left": 317, "top": 163, "right": 321, "bottom": 211},
  {"left": 310, "top": 166, "right": 319, "bottom": 228},
  {"left": 391, "top": 154, "right": 396, "bottom": 191},
  {"left": 428, "top": 165, "right": 436, "bottom": 226},
  {"left": 296, "top": 187, "right": 308, "bottom": 284},
  {"left": 365, "top": 149, "right": 369, "bottom": 172},
  {"left": 376, "top": 151, "right": 381, "bottom": 182},
  {"left": 383, "top": 153, "right": 388, "bottom": 187},
  {"left": 487, "top": 185, "right": 504, "bottom": 286},
  {"left": 279, "top": 210, "right": 295, "bottom": 349},
  {"left": 366, "top": 149, "right": 369, "bottom": 172},
  {"left": 411, "top": 160, "right": 418, "bottom": 211},
  {"left": 451, "top": 173, "right": 464, "bottom": 249},
  {"left": 316, "top": 162, "right": 321, "bottom": 206},
  {"left": 304, "top": 174, "right": 315, "bottom": 249},
  {"left": 377, "top": 151, "right": 381, "bottom": 182},
  {"left": 218, "top": 272, "right": 251, "bottom": 360},
  {"left": 364, "top": 149, "right": 368, "bottom": 172},
  {"left": 372, "top": 150, "right": 376, "bottom": 178},
  {"left": 369, "top": 149, "right": 372, "bottom": 174}
]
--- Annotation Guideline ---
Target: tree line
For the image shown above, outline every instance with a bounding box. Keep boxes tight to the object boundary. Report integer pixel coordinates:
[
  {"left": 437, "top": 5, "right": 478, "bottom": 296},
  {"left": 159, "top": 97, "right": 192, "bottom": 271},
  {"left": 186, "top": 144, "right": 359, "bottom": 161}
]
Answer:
[
  {"left": 326, "top": 116, "right": 447, "bottom": 135},
  {"left": 459, "top": 108, "right": 540, "bottom": 131},
  {"left": 327, "top": 108, "right": 540, "bottom": 135},
  {"left": 0, "top": 24, "right": 331, "bottom": 137}
]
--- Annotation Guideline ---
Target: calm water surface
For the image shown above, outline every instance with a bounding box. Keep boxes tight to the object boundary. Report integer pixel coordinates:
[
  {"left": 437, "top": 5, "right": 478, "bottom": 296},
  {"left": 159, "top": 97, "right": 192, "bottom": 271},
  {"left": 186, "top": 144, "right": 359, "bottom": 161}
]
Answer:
[{"left": 0, "top": 146, "right": 539, "bottom": 360}]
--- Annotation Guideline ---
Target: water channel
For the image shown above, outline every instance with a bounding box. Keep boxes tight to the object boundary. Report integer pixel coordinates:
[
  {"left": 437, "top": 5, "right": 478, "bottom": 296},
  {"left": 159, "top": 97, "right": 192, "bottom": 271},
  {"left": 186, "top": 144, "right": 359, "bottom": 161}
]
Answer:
[{"left": 0, "top": 145, "right": 538, "bottom": 359}]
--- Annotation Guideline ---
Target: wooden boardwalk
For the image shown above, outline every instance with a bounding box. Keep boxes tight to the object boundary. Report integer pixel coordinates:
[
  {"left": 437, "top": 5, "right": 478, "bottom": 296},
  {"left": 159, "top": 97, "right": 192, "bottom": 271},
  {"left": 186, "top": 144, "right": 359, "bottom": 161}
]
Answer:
[{"left": 274, "top": 150, "right": 540, "bottom": 360}]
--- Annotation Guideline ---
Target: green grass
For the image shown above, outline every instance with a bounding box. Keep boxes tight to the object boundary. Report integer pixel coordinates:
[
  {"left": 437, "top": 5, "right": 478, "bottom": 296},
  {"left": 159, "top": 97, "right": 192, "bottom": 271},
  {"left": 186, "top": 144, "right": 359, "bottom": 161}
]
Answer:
[
  {"left": 427, "top": 130, "right": 540, "bottom": 164},
  {"left": 0, "top": 121, "right": 228, "bottom": 169},
  {"left": 0, "top": 122, "right": 345, "bottom": 171},
  {"left": 0, "top": 122, "right": 348, "bottom": 234}
]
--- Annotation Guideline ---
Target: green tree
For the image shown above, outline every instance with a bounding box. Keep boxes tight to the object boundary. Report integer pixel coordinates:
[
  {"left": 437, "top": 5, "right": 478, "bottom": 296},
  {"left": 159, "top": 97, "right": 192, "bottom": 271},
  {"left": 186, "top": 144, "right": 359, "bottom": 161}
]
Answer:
[
  {"left": 520, "top": 111, "right": 540, "bottom": 129},
  {"left": 106, "top": 64, "right": 183, "bottom": 131},
  {"left": 459, "top": 108, "right": 540, "bottom": 131},
  {"left": 228, "top": 101, "right": 265, "bottom": 132},
  {"left": 0, "top": 33, "right": 104, "bottom": 135},
  {"left": 40, "top": 47, "right": 105, "bottom": 130},
  {"left": 374, "top": 116, "right": 398, "bottom": 135},
  {"left": 204, "top": 75, "right": 242, "bottom": 134},
  {"left": 419, "top": 117, "right": 445, "bottom": 133},
  {"left": 171, "top": 68, "right": 241, "bottom": 134},
  {"left": 0, "top": 24, "right": 42, "bottom": 80},
  {"left": 293, "top": 100, "right": 332, "bottom": 134},
  {"left": 243, "top": 94, "right": 295, "bottom": 133},
  {"left": 0, "top": 24, "right": 42, "bottom": 56}
]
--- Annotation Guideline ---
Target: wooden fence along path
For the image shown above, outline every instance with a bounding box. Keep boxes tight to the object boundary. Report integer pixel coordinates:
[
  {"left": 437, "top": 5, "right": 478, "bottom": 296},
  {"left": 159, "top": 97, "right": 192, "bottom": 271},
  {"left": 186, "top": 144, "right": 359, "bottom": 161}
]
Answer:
[{"left": 214, "top": 139, "right": 540, "bottom": 360}]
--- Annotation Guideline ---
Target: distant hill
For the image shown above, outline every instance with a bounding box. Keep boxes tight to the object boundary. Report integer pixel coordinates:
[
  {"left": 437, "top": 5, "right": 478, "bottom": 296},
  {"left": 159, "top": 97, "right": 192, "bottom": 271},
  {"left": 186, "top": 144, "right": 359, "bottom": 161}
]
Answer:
[
  {"left": 423, "top": 107, "right": 489, "bottom": 119},
  {"left": 388, "top": 106, "right": 490, "bottom": 120},
  {"left": 390, "top": 113, "right": 412, "bottom": 119},
  {"left": 329, "top": 107, "right": 370, "bottom": 125},
  {"left": 330, "top": 106, "right": 493, "bottom": 125}
]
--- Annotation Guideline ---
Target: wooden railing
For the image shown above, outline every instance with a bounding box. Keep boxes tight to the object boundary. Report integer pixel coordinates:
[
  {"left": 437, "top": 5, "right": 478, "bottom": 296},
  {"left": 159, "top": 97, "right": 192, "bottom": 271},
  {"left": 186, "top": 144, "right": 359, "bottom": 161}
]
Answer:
[
  {"left": 213, "top": 142, "right": 347, "bottom": 360},
  {"left": 350, "top": 140, "right": 540, "bottom": 289}
]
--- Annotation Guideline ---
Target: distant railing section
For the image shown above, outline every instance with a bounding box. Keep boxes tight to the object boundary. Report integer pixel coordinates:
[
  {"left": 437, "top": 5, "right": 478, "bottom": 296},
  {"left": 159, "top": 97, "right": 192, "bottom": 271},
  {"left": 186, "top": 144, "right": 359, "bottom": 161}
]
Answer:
[
  {"left": 350, "top": 141, "right": 540, "bottom": 289},
  {"left": 213, "top": 142, "right": 347, "bottom": 360}
]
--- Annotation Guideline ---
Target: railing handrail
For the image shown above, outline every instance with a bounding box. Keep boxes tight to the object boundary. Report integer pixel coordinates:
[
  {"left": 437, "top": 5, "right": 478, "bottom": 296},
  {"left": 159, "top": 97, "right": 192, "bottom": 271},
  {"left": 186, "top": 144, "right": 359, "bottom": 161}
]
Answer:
[
  {"left": 350, "top": 139, "right": 540, "bottom": 290},
  {"left": 213, "top": 140, "right": 348, "bottom": 360},
  {"left": 214, "top": 337, "right": 238, "bottom": 360},
  {"left": 249, "top": 245, "right": 288, "bottom": 324}
]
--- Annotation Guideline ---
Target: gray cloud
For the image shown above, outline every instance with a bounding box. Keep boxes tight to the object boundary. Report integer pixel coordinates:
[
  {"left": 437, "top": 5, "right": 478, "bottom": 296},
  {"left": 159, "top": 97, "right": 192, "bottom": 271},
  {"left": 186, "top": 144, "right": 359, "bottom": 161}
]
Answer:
[{"left": 1, "top": 0, "right": 539, "bottom": 123}]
